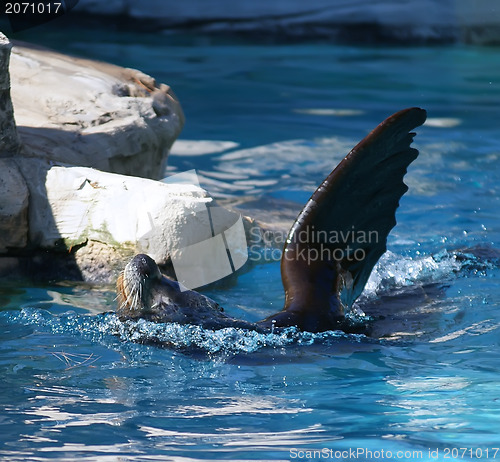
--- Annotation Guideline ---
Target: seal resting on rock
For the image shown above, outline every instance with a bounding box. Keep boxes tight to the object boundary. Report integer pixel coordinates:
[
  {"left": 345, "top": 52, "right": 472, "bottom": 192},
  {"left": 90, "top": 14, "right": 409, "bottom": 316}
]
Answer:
[{"left": 117, "top": 107, "right": 427, "bottom": 333}]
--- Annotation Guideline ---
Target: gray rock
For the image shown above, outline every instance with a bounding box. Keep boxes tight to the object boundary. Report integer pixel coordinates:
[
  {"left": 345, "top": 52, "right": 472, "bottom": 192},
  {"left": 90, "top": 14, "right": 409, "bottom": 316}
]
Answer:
[
  {"left": 0, "top": 159, "right": 29, "bottom": 252},
  {"left": 0, "top": 35, "right": 263, "bottom": 284},
  {"left": 17, "top": 158, "right": 212, "bottom": 252},
  {"left": 0, "top": 35, "right": 201, "bottom": 284},
  {"left": 10, "top": 43, "right": 184, "bottom": 179},
  {"left": 0, "top": 34, "right": 26, "bottom": 253},
  {"left": 0, "top": 33, "right": 20, "bottom": 156},
  {"left": 13, "top": 156, "right": 260, "bottom": 284}
]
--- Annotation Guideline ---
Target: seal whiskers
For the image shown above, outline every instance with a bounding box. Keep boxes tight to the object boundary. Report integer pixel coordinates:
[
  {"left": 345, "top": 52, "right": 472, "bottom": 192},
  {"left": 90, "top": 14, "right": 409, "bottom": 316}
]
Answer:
[{"left": 117, "top": 254, "right": 264, "bottom": 331}]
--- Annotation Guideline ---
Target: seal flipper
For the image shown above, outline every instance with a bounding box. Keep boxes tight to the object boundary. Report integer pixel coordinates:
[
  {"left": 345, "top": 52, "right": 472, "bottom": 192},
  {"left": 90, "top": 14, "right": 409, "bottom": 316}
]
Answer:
[{"left": 258, "top": 107, "right": 427, "bottom": 332}]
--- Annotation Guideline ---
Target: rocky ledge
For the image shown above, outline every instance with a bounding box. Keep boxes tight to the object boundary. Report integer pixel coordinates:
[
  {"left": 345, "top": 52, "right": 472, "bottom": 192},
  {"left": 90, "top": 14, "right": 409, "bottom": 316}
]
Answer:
[
  {"left": 10, "top": 41, "right": 184, "bottom": 179},
  {"left": 0, "top": 33, "right": 258, "bottom": 284}
]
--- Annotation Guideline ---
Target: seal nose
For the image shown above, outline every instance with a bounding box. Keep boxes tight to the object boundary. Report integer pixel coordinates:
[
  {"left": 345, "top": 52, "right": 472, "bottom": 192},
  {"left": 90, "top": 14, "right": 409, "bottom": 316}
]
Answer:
[{"left": 130, "top": 254, "right": 161, "bottom": 279}]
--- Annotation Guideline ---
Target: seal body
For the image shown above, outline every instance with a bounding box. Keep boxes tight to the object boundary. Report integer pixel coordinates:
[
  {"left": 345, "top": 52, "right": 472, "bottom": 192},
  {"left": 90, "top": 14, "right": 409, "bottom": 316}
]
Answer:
[{"left": 116, "top": 108, "right": 428, "bottom": 334}]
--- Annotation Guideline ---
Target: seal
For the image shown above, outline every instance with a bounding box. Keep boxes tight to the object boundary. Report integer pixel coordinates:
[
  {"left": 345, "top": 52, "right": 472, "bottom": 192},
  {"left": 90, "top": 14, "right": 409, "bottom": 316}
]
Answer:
[
  {"left": 116, "top": 254, "right": 260, "bottom": 331},
  {"left": 117, "top": 107, "right": 428, "bottom": 333}
]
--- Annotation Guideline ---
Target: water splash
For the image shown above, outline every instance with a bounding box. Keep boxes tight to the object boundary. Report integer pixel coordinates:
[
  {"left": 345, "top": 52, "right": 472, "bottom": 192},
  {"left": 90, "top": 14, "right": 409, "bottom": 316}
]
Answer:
[
  {"left": 2, "top": 249, "right": 494, "bottom": 355},
  {"left": 363, "top": 250, "right": 464, "bottom": 298},
  {"left": 4, "top": 308, "right": 356, "bottom": 356}
]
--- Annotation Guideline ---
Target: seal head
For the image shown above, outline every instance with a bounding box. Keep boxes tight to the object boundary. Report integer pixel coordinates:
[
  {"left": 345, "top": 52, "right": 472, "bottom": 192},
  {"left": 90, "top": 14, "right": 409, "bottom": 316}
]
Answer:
[{"left": 117, "top": 254, "right": 260, "bottom": 330}]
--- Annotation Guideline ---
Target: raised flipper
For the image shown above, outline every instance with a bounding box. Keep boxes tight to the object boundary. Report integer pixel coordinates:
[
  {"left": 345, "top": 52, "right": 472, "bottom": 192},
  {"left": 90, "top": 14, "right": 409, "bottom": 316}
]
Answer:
[{"left": 258, "top": 108, "right": 427, "bottom": 332}]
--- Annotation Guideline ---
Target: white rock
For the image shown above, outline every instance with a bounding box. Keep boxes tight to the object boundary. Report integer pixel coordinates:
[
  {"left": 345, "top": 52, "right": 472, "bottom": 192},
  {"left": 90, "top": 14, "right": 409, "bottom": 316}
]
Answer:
[
  {"left": 1, "top": 37, "right": 244, "bottom": 283},
  {"left": 16, "top": 159, "right": 244, "bottom": 269},
  {"left": 9, "top": 44, "right": 184, "bottom": 179}
]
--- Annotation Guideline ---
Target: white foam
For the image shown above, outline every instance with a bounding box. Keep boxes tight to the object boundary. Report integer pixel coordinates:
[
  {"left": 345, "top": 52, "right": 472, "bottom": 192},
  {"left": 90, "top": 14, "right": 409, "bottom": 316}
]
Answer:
[
  {"left": 424, "top": 118, "right": 462, "bottom": 128},
  {"left": 293, "top": 108, "right": 364, "bottom": 117},
  {"left": 363, "top": 251, "right": 462, "bottom": 297},
  {"left": 171, "top": 140, "right": 239, "bottom": 156}
]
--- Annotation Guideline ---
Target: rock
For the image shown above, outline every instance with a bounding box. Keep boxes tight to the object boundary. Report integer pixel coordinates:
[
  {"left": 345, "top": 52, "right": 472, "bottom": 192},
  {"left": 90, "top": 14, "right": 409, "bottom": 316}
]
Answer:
[
  {"left": 14, "top": 158, "right": 253, "bottom": 283},
  {"left": 0, "top": 33, "right": 20, "bottom": 156},
  {"left": 0, "top": 35, "right": 261, "bottom": 285},
  {"left": 0, "top": 159, "right": 29, "bottom": 252},
  {"left": 0, "top": 34, "right": 26, "bottom": 252},
  {"left": 17, "top": 159, "right": 212, "bottom": 253},
  {"left": 0, "top": 34, "right": 220, "bottom": 284},
  {"left": 9, "top": 42, "right": 184, "bottom": 179},
  {"left": 74, "top": 0, "right": 500, "bottom": 44}
]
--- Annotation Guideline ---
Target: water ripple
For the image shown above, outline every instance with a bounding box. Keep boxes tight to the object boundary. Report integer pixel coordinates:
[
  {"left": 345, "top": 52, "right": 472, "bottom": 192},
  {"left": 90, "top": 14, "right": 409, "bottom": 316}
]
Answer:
[{"left": 4, "top": 308, "right": 361, "bottom": 356}]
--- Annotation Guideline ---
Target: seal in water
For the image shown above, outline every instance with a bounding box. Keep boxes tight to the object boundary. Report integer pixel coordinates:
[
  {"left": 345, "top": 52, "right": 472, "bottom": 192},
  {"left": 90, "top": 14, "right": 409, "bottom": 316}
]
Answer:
[{"left": 117, "top": 107, "right": 427, "bottom": 333}]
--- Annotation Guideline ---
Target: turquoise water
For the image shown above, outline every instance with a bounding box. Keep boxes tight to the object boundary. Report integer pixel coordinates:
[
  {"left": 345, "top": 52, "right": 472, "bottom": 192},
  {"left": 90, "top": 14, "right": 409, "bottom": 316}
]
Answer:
[{"left": 2, "top": 26, "right": 500, "bottom": 461}]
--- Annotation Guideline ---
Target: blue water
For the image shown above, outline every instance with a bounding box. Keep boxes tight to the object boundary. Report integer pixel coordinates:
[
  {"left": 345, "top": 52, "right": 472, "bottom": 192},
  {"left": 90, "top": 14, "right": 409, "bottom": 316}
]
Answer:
[{"left": 2, "top": 26, "right": 500, "bottom": 461}]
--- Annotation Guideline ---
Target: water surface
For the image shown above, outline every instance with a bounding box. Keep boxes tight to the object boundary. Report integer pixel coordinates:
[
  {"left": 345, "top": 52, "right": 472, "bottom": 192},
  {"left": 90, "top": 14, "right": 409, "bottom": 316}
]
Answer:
[{"left": 2, "top": 27, "right": 500, "bottom": 461}]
